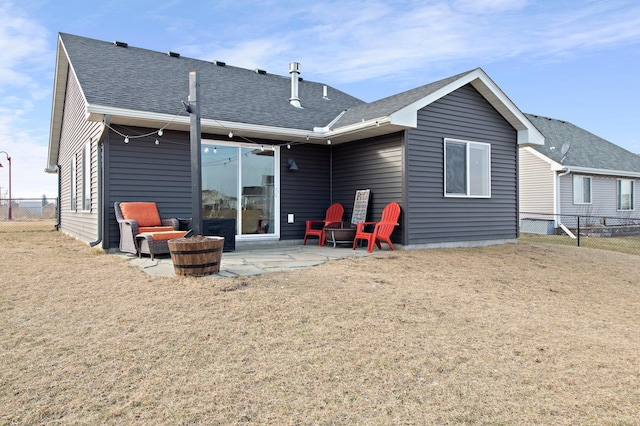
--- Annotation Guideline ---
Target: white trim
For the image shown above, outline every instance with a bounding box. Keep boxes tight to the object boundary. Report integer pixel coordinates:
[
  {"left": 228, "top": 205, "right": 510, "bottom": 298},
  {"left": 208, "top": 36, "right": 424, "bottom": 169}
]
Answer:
[
  {"left": 389, "top": 69, "right": 544, "bottom": 146},
  {"left": 444, "top": 138, "right": 491, "bottom": 198},
  {"left": 617, "top": 178, "right": 636, "bottom": 211},
  {"left": 561, "top": 165, "right": 640, "bottom": 179},
  {"left": 201, "top": 139, "right": 281, "bottom": 241},
  {"left": 572, "top": 175, "right": 592, "bottom": 205}
]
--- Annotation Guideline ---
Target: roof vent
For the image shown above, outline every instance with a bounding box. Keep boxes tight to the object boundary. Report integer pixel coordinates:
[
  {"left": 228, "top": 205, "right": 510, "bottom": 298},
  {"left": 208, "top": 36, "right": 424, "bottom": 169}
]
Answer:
[
  {"left": 167, "top": 51, "right": 180, "bottom": 58},
  {"left": 213, "top": 60, "right": 226, "bottom": 66},
  {"left": 255, "top": 68, "right": 267, "bottom": 74},
  {"left": 289, "top": 62, "right": 303, "bottom": 109},
  {"left": 323, "top": 85, "right": 330, "bottom": 100},
  {"left": 114, "top": 41, "right": 128, "bottom": 48}
]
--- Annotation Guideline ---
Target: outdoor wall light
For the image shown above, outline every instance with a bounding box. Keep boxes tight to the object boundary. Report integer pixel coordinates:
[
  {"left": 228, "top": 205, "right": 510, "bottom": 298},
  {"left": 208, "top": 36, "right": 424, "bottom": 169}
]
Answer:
[{"left": 288, "top": 159, "right": 299, "bottom": 171}]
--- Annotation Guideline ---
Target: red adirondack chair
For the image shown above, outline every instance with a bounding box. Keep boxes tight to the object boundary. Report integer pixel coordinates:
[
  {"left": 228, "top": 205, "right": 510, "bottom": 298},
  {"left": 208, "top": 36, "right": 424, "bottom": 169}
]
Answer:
[
  {"left": 303, "top": 203, "right": 344, "bottom": 246},
  {"left": 353, "top": 202, "right": 400, "bottom": 253}
]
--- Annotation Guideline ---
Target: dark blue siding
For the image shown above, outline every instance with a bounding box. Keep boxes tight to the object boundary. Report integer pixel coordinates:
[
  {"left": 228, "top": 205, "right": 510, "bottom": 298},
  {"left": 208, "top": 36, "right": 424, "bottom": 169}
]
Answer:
[{"left": 405, "top": 84, "right": 518, "bottom": 245}]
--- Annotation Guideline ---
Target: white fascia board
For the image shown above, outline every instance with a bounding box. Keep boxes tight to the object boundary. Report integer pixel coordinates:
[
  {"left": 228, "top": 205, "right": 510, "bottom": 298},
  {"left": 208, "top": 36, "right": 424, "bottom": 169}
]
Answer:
[
  {"left": 323, "top": 116, "right": 393, "bottom": 137},
  {"left": 562, "top": 166, "right": 640, "bottom": 179},
  {"left": 85, "top": 104, "right": 318, "bottom": 140},
  {"left": 87, "top": 104, "right": 398, "bottom": 142},
  {"left": 386, "top": 68, "right": 545, "bottom": 146}
]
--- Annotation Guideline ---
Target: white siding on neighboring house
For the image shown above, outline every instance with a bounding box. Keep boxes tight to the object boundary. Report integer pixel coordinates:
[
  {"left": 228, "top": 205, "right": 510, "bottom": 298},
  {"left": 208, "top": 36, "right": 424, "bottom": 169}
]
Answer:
[{"left": 519, "top": 148, "right": 555, "bottom": 214}]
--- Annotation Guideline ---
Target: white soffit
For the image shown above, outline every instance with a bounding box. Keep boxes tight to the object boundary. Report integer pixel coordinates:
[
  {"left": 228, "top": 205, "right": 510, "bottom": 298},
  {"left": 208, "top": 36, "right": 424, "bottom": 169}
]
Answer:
[{"left": 389, "top": 68, "right": 545, "bottom": 146}]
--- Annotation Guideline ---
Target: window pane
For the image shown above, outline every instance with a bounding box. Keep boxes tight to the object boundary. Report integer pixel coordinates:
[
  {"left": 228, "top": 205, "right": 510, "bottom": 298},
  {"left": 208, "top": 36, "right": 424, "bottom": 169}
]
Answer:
[
  {"left": 202, "top": 145, "right": 238, "bottom": 231},
  {"left": 618, "top": 179, "right": 634, "bottom": 210},
  {"left": 583, "top": 177, "right": 591, "bottom": 203},
  {"left": 446, "top": 142, "right": 466, "bottom": 195},
  {"left": 573, "top": 175, "right": 591, "bottom": 204},
  {"left": 241, "top": 147, "right": 274, "bottom": 235},
  {"left": 83, "top": 142, "right": 91, "bottom": 211},
  {"left": 469, "top": 144, "right": 490, "bottom": 197},
  {"left": 70, "top": 155, "right": 76, "bottom": 210}
]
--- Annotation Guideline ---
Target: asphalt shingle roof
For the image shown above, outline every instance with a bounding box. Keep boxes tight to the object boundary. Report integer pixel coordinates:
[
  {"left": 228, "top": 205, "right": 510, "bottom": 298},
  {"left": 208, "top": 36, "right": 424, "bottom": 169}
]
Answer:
[
  {"left": 525, "top": 113, "right": 640, "bottom": 174},
  {"left": 60, "top": 33, "right": 365, "bottom": 131},
  {"left": 333, "top": 69, "right": 477, "bottom": 128}
]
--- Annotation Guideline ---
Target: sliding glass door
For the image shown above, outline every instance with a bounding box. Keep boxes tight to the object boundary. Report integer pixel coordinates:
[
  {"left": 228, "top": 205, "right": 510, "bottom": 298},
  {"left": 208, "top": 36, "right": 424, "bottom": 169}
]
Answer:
[{"left": 201, "top": 141, "right": 279, "bottom": 239}]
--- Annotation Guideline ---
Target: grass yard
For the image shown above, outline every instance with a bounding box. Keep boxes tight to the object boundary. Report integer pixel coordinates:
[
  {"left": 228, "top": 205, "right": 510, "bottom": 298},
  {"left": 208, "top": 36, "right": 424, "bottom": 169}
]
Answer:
[{"left": 1, "top": 222, "right": 639, "bottom": 424}]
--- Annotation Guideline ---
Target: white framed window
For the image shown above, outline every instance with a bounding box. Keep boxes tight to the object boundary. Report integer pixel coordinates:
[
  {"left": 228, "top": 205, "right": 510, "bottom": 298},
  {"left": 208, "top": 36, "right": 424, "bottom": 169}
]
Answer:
[
  {"left": 82, "top": 141, "right": 91, "bottom": 211},
  {"left": 201, "top": 140, "right": 280, "bottom": 240},
  {"left": 444, "top": 138, "right": 491, "bottom": 198},
  {"left": 573, "top": 175, "right": 592, "bottom": 204},
  {"left": 617, "top": 179, "right": 635, "bottom": 211},
  {"left": 70, "top": 154, "right": 77, "bottom": 211}
]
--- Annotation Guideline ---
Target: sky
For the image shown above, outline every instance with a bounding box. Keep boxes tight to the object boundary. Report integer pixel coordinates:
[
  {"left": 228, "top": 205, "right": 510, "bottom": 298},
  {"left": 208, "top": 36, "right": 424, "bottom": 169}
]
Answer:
[{"left": 1, "top": 0, "right": 640, "bottom": 199}]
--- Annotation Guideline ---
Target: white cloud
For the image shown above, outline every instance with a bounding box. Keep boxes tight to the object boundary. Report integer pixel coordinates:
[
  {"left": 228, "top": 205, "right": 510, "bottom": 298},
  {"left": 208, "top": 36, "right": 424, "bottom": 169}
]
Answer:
[
  {"left": 0, "top": 2, "right": 55, "bottom": 199},
  {"left": 184, "top": 0, "right": 640, "bottom": 88},
  {"left": 0, "top": 2, "right": 50, "bottom": 89}
]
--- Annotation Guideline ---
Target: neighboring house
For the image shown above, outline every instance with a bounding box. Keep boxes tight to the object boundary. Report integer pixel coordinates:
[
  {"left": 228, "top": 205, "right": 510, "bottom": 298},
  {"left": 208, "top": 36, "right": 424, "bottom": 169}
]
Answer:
[
  {"left": 46, "top": 33, "right": 543, "bottom": 251},
  {"left": 520, "top": 114, "right": 640, "bottom": 229}
]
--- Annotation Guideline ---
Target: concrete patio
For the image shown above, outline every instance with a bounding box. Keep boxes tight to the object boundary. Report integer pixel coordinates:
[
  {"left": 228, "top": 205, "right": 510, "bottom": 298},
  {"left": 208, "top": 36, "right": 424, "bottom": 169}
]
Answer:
[{"left": 119, "top": 242, "right": 373, "bottom": 277}]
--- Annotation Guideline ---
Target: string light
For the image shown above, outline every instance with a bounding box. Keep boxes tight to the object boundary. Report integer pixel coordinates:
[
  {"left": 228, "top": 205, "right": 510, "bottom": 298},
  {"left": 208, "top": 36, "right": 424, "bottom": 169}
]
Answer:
[
  {"left": 260, "top": 145, "right": 265, "bottom": 151},
  {"left": 155, "top": 139, "right": 159, "bottom": 145},
  {"left": 213, "top": 146, "right": 217, "bottom": 154},
  {"left": 327, "top": 139, "right": 332, "bottom": 145},
  {"left": 124, "top": 136, "right": 129, "bottom": 144},
  {"left": 228, "top": 131, "right": 233, "bottom": 138},
  {"left": 287, "top": 143, "right": 291, "bottom": 149},
  {"left": 158, "top": 129, "right": 164, "bottom": 136}
]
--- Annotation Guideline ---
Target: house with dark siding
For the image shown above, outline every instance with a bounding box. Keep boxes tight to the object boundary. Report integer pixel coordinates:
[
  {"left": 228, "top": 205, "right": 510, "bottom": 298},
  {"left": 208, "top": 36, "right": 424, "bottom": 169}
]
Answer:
[{"left": 47, "top": 33, "right": 544, "bottom": 251}]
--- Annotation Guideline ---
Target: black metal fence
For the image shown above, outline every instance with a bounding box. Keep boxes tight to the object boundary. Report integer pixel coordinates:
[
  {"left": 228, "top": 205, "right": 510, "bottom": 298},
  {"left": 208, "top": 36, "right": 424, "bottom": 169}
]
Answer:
[
  {"left": 0, "top": 198, "right": 58, "bottom": 232},
  {"left": 520, "top": 212, "right": 640, "bottom": 256}
]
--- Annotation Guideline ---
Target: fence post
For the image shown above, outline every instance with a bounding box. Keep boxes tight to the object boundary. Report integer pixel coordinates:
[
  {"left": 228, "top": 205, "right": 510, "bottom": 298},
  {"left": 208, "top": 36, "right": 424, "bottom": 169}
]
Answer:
[{"left": 577, "top": 215, "right": 580, "bottom": 247}]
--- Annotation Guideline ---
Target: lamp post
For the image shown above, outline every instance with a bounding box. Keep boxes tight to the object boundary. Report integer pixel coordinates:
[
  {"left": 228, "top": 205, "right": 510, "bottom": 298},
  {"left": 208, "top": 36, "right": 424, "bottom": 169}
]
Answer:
[{"left": 0, "top": 151, "right": 11, "bottom": 220}]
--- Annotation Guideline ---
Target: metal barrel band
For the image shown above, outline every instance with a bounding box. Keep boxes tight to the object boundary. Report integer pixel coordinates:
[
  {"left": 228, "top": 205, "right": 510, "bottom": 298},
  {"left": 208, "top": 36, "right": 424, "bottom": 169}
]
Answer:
[
  {"left": 173, "top": 261, "right": 220, "bottom": 269},
  {"left": 169, "top": 247, "right": 222, "bottom": 255}
]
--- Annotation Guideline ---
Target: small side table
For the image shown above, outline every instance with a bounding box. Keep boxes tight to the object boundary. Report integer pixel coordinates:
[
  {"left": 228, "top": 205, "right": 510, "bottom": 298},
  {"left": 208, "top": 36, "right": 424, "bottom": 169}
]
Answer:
[{"left": 323, "top": 222, "right": 357, "bottom": 248}]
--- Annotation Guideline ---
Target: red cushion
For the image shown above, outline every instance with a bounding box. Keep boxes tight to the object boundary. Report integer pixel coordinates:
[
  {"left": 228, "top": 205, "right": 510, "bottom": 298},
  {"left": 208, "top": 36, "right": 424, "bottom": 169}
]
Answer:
[
  {"left": 120, "top": 202, "right": 162, "bottom": 227},
  {"left": 139, "top": 231, "right": 187, "bottom": 241},
  {"left": 138, "top": 226, "right": 175, "bottom": 233}
]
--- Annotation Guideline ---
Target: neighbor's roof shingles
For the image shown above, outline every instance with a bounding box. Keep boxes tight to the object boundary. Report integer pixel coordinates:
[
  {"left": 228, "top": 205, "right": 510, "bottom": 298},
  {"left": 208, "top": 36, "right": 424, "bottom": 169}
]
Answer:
[{"left": 525, "top": 113, "right": 640, "bottom": 174}]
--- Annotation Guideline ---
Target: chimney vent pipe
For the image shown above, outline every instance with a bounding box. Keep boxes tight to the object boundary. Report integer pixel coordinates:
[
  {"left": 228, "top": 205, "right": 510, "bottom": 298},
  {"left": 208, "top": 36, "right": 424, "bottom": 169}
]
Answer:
[{"left": 289, "top": 62, "right": 303, "bottom": 108}]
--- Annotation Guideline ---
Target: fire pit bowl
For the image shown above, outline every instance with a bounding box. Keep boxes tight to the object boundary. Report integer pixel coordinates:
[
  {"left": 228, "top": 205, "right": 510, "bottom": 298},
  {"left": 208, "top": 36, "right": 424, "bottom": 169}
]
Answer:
[{"left": 323, "top": 222, "right": 357, "bottom": 248}]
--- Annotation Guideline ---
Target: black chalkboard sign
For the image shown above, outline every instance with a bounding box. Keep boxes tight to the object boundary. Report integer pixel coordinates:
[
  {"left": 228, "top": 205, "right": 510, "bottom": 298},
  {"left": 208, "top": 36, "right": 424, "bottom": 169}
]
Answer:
[{"left": 351, "top": 189, "right": 370, "bottom": 224}]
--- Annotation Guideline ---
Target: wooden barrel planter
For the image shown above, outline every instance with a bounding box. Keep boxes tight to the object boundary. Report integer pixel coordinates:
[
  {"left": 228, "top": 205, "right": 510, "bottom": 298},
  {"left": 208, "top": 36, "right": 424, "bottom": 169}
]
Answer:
[{"left": 168, "top": 236, "right": 224, "bottom": 277}]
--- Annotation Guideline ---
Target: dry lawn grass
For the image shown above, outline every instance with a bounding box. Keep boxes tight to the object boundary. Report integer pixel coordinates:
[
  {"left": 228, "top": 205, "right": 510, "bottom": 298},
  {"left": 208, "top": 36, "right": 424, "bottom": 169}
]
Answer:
[{"left": 1, "top": 222, "right": 639, "bottom": 425}]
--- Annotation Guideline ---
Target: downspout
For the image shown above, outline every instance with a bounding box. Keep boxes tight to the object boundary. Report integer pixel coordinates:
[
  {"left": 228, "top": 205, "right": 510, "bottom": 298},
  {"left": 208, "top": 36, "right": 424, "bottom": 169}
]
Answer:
[
  {"left": 329, "top": 145, "right": 333, "bottom": 204},
  {"left": 55, "top": 165, "right": 61, "bottom": 229},
  {"left": 89, "top": 120, "right": 108, "bottom": 247},
  {"left": 555, "top": 168, "right": 571, "bottom": 231},
  {"left": 44, "top": 164, "right": 61, "bottom": 229}
]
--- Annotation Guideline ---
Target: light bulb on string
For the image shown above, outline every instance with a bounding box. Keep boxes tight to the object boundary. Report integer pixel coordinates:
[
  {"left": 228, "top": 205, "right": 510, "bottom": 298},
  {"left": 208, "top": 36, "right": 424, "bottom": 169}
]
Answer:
[
  {"left": 327, "top": 139, "right": 332, "bottom": 145},
  {"left": 260, "top": 145, "right": 265, "bottom": 151},
  {"left": 228, "top": 131, "right": 233, "bottom": 138},
  {"left": 271, "top": 145, "right": 275, "bottom": 151},
  {"left": 158, "top": 129, "right": 163, "bottom": 136},
  {"left": 213, "top": 146, "right": 217, "bottom": 154},
  {"left": 155, "top": 139, "right": 159, "bottom": 145},
  {"left": 287, "top": 143, "right": 291, "bottom": 149},
  {"left": 124, "top": 136, "right": 129, "bottom": 144}
]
